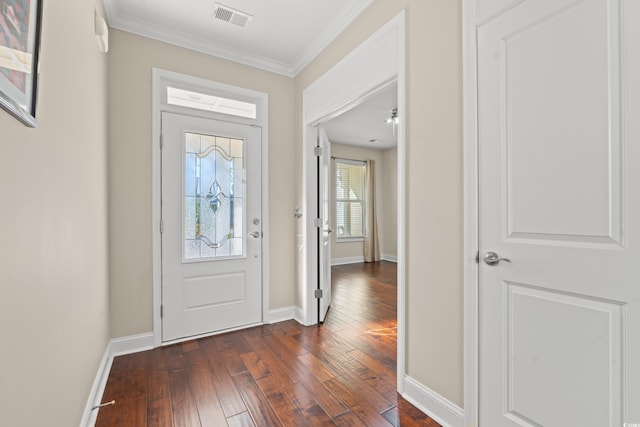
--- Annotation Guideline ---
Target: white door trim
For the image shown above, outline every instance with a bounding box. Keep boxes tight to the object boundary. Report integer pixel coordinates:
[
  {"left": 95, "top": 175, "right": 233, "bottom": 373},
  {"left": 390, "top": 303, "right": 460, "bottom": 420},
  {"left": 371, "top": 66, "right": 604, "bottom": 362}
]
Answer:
[
  {"left": 300, "top": 11, "right": 407, "bottom": 393},
  {"left": 463, "top": 1, "right": 480, "bottom": 425},
  {"left": 152, "top": 68, "right": 269, "bottom": 347}
]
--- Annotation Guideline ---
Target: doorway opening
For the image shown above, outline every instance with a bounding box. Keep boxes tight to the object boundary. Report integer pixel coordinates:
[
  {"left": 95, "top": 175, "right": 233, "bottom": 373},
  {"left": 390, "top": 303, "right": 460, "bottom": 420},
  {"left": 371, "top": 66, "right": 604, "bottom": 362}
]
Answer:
[
  {"left": 315, "top": 82, "right": 399, "bottom": 329},
  {"left": 301, "top": 12, "right": 406, "bottom": 391},
  {"left": 318, "top": 83, "right": 400, "bottom": 391}
]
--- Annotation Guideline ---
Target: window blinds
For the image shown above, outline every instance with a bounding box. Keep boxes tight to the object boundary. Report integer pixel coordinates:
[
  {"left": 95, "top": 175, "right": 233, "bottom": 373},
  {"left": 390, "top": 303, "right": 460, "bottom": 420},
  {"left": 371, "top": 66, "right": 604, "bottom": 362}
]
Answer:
[{"left": 335, "top": 161, "right": 365, "bottom": 239}]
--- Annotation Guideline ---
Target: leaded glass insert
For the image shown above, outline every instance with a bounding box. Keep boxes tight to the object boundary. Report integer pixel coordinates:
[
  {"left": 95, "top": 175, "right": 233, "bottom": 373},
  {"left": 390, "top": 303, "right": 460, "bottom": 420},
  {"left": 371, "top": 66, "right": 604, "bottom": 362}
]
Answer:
[{"left": 184, "top": 132, "right": 244, "bottom": 260}]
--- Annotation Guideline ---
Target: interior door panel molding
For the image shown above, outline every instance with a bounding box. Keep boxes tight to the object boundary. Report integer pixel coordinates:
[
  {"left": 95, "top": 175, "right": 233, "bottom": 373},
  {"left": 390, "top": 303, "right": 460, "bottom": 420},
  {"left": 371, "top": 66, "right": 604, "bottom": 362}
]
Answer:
[
  {"left": 474, "top": 0, "right": 527, "bottom": 26},
  {"left": 503, "top": 232, "right": 625, "bottom": 249},
  {"left": 497, "top": 0, "right": 624, "bottom": 248},
  {"left": 503, "top": 280, "right": 625, "bottom": 426},
  {"left": 182, "top": 272, "right": 247, "bottom": 311}
]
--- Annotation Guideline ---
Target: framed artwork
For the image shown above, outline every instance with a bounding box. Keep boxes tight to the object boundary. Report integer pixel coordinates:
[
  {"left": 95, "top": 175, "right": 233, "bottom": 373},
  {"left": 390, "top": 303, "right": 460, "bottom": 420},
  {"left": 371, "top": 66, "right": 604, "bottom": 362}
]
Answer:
[{"left": 0, "top": 0, "right": 43, "bottom": 127}]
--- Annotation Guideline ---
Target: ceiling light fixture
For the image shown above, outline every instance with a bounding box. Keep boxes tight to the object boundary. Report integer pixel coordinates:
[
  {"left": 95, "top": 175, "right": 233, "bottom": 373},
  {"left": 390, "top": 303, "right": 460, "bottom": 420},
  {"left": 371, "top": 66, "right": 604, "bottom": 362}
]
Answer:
[
  {"left": 212, "top": 3, "right": 253, "bottom": 28},
  {"left": 385, "top": 108, "right": 398, "bottom": 124},
  {"left": 385, "top": 108, "right": 399, "bottom": 135}
]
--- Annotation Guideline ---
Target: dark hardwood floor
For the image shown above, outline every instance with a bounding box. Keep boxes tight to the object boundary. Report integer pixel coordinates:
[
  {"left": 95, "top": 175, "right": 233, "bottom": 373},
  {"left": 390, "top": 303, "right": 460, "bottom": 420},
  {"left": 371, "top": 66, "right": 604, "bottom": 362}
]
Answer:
[{"left": 95, "top": 261, "right": 440, "bottom": 426}]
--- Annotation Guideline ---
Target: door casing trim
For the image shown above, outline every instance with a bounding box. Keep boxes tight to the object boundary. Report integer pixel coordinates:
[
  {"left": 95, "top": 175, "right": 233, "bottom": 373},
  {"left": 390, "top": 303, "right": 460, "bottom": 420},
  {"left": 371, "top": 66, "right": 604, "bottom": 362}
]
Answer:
[
  {"left": 462, "top": 1, "right": 483, "bottom": 425},
  {"left": 151, "top": 68, "right": 269, "bottom": 347},
  {"left": 300, "top": 11, "right": 406, "bottom": 393}
]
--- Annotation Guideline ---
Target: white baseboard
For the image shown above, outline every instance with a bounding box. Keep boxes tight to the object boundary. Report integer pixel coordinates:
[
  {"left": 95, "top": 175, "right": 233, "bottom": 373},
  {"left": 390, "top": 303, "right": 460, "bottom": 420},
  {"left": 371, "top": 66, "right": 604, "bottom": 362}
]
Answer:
[
  {"left": 265, "top": 306, "right": 295, "bottom": 324},
  {"left": 332, "top": 255, "right": 398, "bottom": 265},
  {"left": 80, "top": 332, "right": 154, "bottom": 427},
  {"left": 294, "top": 306, "right": 308, "bottom": 325},
  {"left": 331, "top": 256, "right": 365, "bottom": 265},
  {"left": 109, "top": 332, "right": 154, "bottom": 357},
  {"left": 382, "top": 253, "right": 398, "bottom": 263},
  {"left": 79, "top": 343, "right": 113, "bottom": 427},
  {"left": 402, "top": 376, "right": 464, "bottom": 427}
]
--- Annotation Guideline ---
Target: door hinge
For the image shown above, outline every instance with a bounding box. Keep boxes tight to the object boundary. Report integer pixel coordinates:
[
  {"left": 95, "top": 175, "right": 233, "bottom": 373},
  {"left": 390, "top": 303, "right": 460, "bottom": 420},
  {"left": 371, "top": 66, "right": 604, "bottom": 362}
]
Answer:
[
  {"left": 160, "top": 219, "right": 164, "bottom": 233},
  {"left": 160, "top": 134, "right": 163, "bottom": 148},
  {"left": 475, "top": 251, "right": 479, "bottom": 263},
  {"left": 313, "top": 146, "right": 322, "bottom": 156},
  {"left": 314, "top": 289, "right": 323, "bottom": 298},
  {"left": 314, "top": 218, "right": 323, "bottom": 227},
  {"left": 160, "top": 304, "right": 163, "bottom": 318}
]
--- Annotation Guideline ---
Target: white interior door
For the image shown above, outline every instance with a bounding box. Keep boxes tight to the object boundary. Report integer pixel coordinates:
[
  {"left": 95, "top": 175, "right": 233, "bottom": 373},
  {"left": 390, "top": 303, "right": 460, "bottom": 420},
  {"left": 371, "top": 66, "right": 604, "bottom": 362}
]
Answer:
[
  {"left": 161, "top": 112, "right": 262, "bottom": 342},
  {"left": 478, "top": 0, "right": 640, "bottom": 425},
  {"left": 318, "top": 128, "right": 332, "bottom": 322}
]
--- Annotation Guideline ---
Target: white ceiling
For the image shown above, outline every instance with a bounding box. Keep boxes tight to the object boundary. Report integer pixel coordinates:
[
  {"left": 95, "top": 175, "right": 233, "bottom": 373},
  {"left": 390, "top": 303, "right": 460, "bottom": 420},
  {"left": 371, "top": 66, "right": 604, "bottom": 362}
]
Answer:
[
  {"left": 322, "top": 85, "right": 398, "bottom": 150},
  {"left": 103, "top": 0, "right": 395, "bottom": 149},
  {"left": 103, "top": 0, "right": 373, "bottom": 77}
]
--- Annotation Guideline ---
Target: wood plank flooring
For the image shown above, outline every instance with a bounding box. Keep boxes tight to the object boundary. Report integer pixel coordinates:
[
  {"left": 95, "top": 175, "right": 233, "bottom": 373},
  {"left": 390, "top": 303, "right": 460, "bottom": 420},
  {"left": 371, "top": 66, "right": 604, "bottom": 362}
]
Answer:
[{"left": 95, "top": 261, "right": 440, "bottom": 426}]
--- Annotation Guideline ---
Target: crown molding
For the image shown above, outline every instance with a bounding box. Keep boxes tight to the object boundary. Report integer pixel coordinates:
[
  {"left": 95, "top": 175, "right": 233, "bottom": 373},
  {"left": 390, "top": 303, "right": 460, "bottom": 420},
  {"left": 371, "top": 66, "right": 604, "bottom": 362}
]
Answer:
[
  {"left": 104, "top": 3, "right": 294, "bottom": 76},
  {"left": 292, "top": 0, "right": 374, "bottom": 75},
  {"left": 102, "top": 0, "right": 373, "bottom": 77}
]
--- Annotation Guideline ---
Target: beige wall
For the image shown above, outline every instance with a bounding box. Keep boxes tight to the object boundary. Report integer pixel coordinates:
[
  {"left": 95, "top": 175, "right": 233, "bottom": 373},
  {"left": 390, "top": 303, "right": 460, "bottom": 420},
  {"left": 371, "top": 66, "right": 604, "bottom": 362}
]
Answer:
[
  {"left": 295, "top": 0, "right": 463, "bottom": 407},
  {"left": 330, "top": 143, "right": 391, "bottom": 261},
  {"left": 0, "top": 1, "right": 461, "bottom": 422},
  {"left": 108, "top": 30, "right": 297, "bottom": 337},
  {"left": 382, "top": 147, "right": 398, "bottom": 258},
  {"left": 0, "top": 1, "right": 110, "bottom": 426}
]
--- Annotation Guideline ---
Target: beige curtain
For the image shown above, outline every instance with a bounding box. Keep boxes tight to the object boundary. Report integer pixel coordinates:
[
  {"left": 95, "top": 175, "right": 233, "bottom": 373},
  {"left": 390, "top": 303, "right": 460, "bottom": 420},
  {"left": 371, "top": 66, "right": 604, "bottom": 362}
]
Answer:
[{"left": 364, "top": 160, "right": 380, "bottom": 262}]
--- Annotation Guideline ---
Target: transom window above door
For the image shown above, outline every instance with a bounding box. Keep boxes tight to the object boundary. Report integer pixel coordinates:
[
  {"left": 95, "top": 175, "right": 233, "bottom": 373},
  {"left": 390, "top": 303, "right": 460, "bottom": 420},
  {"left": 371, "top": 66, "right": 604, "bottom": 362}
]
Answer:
[
  {"left": 167, "top": 87, "right": 257, "bottom": 119},
  {"left": 335, "top": 160, "right": 365, "bottom": 240}
]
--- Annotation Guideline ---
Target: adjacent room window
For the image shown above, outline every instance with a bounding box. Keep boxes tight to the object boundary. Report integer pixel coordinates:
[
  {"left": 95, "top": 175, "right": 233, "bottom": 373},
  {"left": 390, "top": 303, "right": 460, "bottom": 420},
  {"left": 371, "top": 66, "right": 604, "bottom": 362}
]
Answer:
[{"left": 335, "top": 160, "right": 365, "bottom": 240}]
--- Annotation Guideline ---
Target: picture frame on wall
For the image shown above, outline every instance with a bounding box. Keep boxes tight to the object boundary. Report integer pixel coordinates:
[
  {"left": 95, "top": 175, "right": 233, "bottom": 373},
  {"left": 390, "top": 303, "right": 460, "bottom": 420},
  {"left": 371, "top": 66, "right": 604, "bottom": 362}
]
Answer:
[{"left": 0, "top": 0, "right": 43, "bottom": 127}]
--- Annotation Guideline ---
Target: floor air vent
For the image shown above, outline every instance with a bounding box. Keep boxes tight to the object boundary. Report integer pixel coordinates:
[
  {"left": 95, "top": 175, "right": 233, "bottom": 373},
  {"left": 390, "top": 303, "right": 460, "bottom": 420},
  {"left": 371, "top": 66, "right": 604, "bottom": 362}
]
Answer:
[{"left": 212, "top": 3, "right": 252, "bottom": 28}]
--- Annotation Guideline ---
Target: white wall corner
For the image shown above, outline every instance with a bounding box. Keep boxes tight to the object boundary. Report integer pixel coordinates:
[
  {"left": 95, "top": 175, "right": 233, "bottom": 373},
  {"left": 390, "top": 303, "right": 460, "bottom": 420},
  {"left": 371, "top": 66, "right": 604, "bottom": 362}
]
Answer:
[
  {"left": 265, "top": 306, "right": 296, "bottom": 324},
  {"left": 331, "top": 256, "right": 365, "bottom": 266},
  {"left": 381, "top": 254, "right": 398, "bottom": 263},
  {"left": 402, "top": 376, "right": 464, "bottom": 427}
]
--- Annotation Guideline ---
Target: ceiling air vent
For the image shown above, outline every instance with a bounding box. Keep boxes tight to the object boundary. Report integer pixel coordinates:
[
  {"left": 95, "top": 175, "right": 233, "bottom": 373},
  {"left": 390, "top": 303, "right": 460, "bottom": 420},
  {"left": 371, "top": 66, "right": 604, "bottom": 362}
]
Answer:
[{"left": 212, "top": 3, "right": 253, "bottom": 28}]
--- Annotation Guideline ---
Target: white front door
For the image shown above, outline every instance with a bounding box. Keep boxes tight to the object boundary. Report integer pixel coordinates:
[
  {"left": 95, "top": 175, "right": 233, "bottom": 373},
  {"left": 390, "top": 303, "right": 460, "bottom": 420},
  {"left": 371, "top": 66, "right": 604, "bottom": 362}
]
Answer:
[
  {"left": 318, "top": 127, "right": 332, "bottom": 322},
  {"left": 478, "top": 0, "right": 640, "bottom": 425},
  {"left": 161, "top": 112, "right": 262, "bottom": 342}
]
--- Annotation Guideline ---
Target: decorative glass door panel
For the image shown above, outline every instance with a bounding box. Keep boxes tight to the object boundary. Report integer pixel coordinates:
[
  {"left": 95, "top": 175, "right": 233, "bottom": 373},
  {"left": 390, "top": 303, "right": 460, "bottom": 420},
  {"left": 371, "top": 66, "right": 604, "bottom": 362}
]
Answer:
[
  {"left": 184, "top": 132, "right": 245, "bottom": 260},
  {"left": 162, "top": 111, "right": 262, "bottom": 342}
]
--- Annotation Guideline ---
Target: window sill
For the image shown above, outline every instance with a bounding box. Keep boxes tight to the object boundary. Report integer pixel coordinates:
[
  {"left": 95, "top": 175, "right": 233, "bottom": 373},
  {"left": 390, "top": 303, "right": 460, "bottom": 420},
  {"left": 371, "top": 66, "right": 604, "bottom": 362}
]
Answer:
[{"left": 336, "top": 237, "right": 364, "bottom": 243}]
